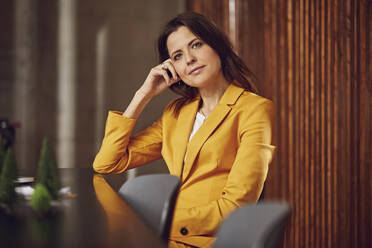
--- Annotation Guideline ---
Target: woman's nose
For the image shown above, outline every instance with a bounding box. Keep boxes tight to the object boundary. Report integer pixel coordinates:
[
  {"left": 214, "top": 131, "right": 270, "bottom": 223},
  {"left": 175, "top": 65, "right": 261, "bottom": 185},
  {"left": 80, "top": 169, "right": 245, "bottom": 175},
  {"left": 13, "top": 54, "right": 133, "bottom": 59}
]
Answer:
[{"left": 185, "top": 51, "right": 196, "bottom": 65}]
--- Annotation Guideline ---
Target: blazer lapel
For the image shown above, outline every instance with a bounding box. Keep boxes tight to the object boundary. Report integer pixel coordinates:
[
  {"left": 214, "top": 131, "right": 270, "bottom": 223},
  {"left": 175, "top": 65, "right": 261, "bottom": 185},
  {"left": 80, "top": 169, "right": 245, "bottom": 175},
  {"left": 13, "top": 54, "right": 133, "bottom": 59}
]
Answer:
[
  {"left": 173, "top": 98, "right": 200, "bottom": 178},
  {"left": 182, "top": 104, "right": 231, "bottom": 178},
  {"left": 182, "top": 84, "right": 245, "bottom": 180}
]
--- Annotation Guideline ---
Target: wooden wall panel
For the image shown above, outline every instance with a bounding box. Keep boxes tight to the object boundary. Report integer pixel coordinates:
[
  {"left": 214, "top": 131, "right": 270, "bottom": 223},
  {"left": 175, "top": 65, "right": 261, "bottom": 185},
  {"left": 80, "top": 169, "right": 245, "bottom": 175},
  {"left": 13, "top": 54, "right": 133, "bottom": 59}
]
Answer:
[
  {"left": 261, "top": 0, "right": 372, "bottom": 247},
  {"left": 186, "top": 0, "right": 230, "bottom": 35},
  {"left": 187, "top": 0, "right": 372, "bottom": 247}
]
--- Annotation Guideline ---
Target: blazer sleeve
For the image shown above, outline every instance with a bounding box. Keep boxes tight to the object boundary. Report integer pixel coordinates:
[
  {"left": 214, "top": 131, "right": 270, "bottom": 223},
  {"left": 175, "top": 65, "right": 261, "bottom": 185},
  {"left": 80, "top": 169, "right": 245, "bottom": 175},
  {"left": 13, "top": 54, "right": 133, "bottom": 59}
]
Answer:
[
  {"left": 93, "top": 111, "right": 163, "bottom": 174},
  {"left": 170, "top": 100, "right": 275, "bottom": 238}
]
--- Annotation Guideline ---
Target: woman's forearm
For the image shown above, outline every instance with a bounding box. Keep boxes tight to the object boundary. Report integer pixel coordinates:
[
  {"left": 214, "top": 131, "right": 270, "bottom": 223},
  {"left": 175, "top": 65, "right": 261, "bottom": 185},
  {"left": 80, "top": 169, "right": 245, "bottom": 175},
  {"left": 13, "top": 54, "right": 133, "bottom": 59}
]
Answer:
[{"left": 122, "top": 89, "right": 153, "bottom": 119}]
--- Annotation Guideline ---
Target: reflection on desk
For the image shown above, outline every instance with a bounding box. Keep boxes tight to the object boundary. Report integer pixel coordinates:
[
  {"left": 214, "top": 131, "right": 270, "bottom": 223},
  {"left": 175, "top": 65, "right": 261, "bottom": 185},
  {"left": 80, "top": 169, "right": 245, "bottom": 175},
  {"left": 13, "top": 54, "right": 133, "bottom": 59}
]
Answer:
[
  {"left": 93, "top": 174, "right": 165, "bottom": 247},
  {"left": 0, "top": 168, "right": 165, "bottom": 248}
]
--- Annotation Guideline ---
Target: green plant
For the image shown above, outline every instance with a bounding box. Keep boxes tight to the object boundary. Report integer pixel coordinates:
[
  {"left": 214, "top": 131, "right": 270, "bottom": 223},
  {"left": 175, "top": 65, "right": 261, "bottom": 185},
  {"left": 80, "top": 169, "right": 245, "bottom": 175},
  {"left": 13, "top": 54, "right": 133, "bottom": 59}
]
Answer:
[
  {"left": 0, "top": 148, "right": 18, "bottom": 206},
  {"left": 37, "top": 137, "right": 61, "bottom": 200},
  {"left": 31, "top": 183, "right": 52, "bottom": 214},
  {"left": 0, "top": 137, "right": 5, "bottom": 175}
]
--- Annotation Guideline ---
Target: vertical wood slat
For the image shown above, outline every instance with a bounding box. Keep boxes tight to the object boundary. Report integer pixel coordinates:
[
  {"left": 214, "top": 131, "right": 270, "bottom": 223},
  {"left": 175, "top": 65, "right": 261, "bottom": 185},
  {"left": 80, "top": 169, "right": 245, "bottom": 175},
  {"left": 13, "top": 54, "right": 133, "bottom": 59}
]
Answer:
[
  {"left": 263, "top": 0, "right": 281, "bottom": 201},
  {"left": 351, "top": 1, "right": 358, "bottom": 246},
  {"left": 360, "top": 2, "right": 372, "bottom": 247},
  {"left": 298, "top": 0, "right": 306, "bottom": 246},
  {"left": 309, "top": 0, "right": 315, "bottom": 246},
  {"left": 320, "top": 0, "right": 327, "bottom": 247},
  {"left": 235, "top": 0, "right": 265, "bottom": 91},
  {"left": 186, "top": 0, "right": 371, "bottom": 247},
  {"left": 324, "top": 0, "right": 331, "bottom": 246},
  {"left": 294, "top": 0, "right": 301, "bottom": 246},
  {"left": 304, "top": 0, "right": 310, "bottom": 246},
  {"left": 332, "top": 1, "right": 339, "bottom": 246},
  {"left": 286, "top": 0, "right": 294, "bottom": 246}
]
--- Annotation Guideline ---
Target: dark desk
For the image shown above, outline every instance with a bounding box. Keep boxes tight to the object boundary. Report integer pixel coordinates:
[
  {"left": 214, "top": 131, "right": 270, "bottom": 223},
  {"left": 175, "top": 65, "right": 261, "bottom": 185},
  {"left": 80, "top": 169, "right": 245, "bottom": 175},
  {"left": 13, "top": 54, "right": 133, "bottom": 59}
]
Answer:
[{"left": 0, "top": 168, "right": 166, "bottom": 248}]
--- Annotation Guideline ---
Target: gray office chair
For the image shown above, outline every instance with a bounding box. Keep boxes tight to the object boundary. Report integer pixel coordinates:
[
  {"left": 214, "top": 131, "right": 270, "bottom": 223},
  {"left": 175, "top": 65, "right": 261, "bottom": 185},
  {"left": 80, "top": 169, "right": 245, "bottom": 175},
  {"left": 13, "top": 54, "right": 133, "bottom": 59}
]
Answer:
[
  {"left": 118, "top": 174, "right": 180, "bottom": 240},
  {"left": 214, "top": 202, "right": 291, "bottom": 248}
]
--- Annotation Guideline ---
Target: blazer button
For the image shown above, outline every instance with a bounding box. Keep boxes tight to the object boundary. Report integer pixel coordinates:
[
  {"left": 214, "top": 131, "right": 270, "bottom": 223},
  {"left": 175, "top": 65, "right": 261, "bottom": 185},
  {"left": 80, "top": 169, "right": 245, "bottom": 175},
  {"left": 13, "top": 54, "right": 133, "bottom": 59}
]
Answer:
[{"left": 180, "top": 227, "right": 188, "bottom": 235}]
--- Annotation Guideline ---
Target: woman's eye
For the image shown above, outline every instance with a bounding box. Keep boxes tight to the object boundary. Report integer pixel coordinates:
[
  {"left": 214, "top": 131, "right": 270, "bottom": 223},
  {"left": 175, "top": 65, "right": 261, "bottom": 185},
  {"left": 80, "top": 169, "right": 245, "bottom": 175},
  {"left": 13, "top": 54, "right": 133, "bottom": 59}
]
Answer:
[
  {"left": 192, "top": 42, "right": 202, "bottom": 49},
  {"left": 173, "top": 54, "right": 182, "bottom": 60}
]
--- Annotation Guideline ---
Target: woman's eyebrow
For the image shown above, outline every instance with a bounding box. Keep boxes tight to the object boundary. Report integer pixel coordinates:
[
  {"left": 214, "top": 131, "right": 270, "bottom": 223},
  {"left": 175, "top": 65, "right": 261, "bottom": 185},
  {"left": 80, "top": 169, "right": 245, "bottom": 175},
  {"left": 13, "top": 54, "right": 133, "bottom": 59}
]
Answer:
[{"left": 170, "top": 38, "right": 199, "bottom": 57}]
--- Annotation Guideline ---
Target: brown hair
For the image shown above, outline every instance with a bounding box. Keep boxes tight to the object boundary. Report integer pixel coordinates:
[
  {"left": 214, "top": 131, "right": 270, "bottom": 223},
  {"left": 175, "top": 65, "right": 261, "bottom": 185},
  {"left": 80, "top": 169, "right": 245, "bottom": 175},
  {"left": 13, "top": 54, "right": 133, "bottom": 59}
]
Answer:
[{"left": 157, "top": 12, "right": 258, "bottom": 116}]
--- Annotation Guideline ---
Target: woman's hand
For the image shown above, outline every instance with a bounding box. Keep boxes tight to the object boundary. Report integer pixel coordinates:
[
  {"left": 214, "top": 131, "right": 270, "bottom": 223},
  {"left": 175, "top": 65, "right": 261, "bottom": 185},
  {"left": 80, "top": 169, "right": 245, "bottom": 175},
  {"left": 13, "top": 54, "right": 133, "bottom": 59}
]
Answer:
[
  {"left": 122, "top": 59, "right": 179, "bottom": 119},
  {"left": 138, "top": 59, "right": 179, "bottom": 99}
]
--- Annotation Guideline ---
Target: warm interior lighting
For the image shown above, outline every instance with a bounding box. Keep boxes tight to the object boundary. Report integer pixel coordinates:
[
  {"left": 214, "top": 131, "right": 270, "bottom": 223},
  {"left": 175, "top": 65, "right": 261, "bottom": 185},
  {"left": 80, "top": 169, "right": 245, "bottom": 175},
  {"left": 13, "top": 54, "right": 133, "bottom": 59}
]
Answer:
[
  {"left": 229, "top": 0, "right": 236, "bottom": 47},
  {"left": 57, "top": 0, "right": 76, "bottom": 168},
  {"left": 95, "top": 23, "right": 108, "bottom": 152}
]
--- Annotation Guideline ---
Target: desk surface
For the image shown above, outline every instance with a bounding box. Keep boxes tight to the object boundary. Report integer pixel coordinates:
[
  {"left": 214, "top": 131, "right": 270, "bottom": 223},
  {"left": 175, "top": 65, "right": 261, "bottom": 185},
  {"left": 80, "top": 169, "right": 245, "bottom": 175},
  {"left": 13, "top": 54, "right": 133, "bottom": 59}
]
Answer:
[{"left": 0, "top": 168, "right": 166, "bottom": 248}]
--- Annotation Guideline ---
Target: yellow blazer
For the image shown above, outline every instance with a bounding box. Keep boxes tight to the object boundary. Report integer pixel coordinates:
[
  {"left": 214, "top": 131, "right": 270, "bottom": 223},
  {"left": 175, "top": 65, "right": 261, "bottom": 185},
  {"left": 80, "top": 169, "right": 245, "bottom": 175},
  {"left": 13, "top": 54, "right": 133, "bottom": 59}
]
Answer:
[{"left": 93, "top": 84, "right": 275, "bottom": 248}]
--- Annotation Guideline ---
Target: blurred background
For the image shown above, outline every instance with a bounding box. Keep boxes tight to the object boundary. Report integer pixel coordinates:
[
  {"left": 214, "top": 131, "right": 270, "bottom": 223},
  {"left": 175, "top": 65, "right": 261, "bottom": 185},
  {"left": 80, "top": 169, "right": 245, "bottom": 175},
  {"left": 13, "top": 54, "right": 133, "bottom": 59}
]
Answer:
[
  {"left": 0, "top": 0, "right": 184, "bottom": 175},
  {"left": 0, "top": 0, "right": 371, "bottom": 247}
]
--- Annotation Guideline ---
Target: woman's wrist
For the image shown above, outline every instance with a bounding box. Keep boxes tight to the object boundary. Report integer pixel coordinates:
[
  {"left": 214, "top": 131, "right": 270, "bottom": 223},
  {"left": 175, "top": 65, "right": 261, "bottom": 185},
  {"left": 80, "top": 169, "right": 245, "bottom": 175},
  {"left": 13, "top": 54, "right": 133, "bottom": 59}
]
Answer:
[
  {"left": 122, "top": 90, "right": 152, "bottom": 119},
  {"left": 135, "top": 88, "right": 154, "bottom": 101}
]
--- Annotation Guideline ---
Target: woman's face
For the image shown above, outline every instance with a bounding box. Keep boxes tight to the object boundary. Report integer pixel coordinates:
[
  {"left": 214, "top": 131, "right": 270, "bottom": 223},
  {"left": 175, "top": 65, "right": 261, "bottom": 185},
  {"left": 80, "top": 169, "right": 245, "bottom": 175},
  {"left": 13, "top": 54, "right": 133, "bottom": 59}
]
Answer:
[{"left": 166, "top": 26, "right": 223, "bottom": 89}]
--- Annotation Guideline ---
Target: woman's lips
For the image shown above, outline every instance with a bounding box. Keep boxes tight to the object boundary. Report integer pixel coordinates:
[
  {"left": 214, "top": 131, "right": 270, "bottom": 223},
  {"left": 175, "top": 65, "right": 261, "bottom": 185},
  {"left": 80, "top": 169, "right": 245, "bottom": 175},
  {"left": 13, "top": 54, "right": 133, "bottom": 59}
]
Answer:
[{"left": 189, "top": 65, "right": 205, "bottom": 75}]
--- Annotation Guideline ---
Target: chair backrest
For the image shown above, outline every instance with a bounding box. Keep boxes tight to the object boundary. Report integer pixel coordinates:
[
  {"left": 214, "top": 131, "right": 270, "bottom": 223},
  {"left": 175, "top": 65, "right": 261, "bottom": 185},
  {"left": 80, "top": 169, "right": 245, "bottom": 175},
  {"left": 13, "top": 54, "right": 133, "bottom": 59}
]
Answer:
[
  {"left": 214, "top": 202, "right": 291, "bottom": 248},
  {"left": 118, "top": 174, "right": 180, "bottom": 240}
]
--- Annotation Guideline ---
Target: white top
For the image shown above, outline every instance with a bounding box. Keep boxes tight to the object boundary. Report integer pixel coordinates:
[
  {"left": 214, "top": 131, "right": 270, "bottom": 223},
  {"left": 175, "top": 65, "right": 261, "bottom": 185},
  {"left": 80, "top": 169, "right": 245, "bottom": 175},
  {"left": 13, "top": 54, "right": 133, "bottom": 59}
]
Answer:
[
  {"left": 184, "top": 112, "right": 206, "bottom": 163},
  {"left": 188, "top": 112, "right": 206, "bottom": 141}
]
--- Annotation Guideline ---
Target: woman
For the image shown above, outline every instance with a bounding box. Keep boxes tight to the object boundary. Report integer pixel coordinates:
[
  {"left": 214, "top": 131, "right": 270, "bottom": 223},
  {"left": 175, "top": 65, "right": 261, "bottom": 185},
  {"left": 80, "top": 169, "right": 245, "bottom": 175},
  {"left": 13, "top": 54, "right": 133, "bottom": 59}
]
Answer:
[{"left": 93, "top": 12, "right": 275, "bottom": 248}]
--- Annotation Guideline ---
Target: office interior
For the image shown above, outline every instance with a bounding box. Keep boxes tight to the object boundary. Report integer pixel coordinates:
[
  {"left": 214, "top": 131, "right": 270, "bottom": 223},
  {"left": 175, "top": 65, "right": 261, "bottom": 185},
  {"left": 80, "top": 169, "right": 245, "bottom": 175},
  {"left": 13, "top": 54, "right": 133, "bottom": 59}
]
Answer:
[{"left": 0, "top": 0, "right": 371, "bottom": 247}]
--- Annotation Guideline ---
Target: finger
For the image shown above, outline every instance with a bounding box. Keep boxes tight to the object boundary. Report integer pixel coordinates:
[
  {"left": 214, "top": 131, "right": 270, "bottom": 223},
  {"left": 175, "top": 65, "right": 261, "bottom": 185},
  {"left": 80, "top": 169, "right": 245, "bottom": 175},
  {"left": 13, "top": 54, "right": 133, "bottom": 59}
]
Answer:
[
  {"left": 158, "top": 60, "right": 170, "bottom": 70},
  {"left": 152, "top": 67, "right": 165, "bottom": 75},
  {"left": 161, "top": 69, "right": 171, "bottom": 85},
  {"left": 150, "top": 68, "right": 170, "bottom": 86},
  {"left": 165, "top": 63, "right": 178, "bottom": 80},
  {"left": 161, "top": 60, "right": 178, "bottom": 80},
  {"left": 152, "top": 67, "right": 169, "bottom": 79}
]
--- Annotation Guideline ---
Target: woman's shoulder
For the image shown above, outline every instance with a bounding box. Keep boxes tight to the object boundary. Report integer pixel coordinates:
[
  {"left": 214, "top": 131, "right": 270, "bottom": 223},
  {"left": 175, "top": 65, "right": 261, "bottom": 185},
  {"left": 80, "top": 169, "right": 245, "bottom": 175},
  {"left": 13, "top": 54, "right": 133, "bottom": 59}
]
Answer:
[
  {"left": 240, "top": 91, "right": 273, "bottom": 106},
  {"left": 230, "top": 83, "right": 274, "bottom": 112},
  {"left": 233, "top": 90, "right": 275, "bottom": 128},
  {"left": 227, "top": 86, "right": 274, "bottom": 123}
]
